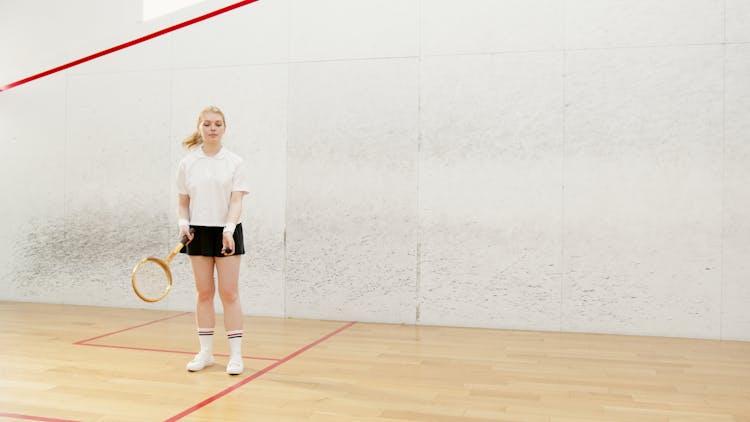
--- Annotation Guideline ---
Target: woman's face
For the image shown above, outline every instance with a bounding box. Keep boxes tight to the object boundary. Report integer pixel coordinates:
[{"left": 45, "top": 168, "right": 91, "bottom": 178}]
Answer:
[{"left": 199, "top": 111, "right": 225, "bottom": 143}]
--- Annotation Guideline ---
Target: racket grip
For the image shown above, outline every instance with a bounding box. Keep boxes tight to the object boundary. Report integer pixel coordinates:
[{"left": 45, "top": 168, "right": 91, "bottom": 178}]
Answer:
[
  {"left": 223, "top": 247, "right": 233, "bottom": 255},
  {"left": 166, "top": 228, "right": 195, "bottom": 263},
  {"left": 180, "top": 228, "right": 196, "bottom": 245}
]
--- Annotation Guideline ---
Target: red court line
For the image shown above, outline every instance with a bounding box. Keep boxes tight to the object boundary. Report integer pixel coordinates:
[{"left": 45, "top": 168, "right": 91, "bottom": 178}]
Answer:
[
  {"left": 164, "top": 321, "right": 358, "bottom": 422},
  {"left": 0, "top": 0, "right": 261, "bottom": 92},
  {"left": 0, "top": 413, "right": 78, "bottom": 422},
  {"left": 73, "top": 311, "right": 191, "bottom": 344},
  {"left": 76, "top": 342, "right": 279, "bottom": 361}
]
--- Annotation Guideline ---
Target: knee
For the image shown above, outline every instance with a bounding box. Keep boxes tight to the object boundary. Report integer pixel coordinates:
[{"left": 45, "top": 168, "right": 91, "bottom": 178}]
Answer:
[
  {"left": 218, "top": 287, "right": 239, "bottom": 304},
  {"left": 196, "top": 285, "right": 215, "bottom": 302}
]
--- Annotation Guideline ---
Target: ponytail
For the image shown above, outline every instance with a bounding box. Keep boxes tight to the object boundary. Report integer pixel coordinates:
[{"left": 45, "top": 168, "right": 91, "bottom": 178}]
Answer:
[{"left": 182, "top": 131, "right": 202, "bottom": 150}]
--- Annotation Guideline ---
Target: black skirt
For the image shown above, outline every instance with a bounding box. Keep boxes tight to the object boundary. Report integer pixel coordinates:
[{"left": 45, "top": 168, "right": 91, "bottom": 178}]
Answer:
[{"left": 180, "top": 224, "right": 245, "bottom": 257}]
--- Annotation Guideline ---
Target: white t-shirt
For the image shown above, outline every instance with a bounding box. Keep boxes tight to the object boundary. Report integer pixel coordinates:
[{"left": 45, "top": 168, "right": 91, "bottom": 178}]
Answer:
[{"left": 176, "top": 146, "right": 249, "bottom": 227}]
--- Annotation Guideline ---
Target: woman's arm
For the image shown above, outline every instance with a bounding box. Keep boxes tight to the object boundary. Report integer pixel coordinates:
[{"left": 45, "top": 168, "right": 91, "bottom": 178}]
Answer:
[
  {"left": 222, "top": 191, "right": 247, "bottom": 255},
  {"left": 225, "top": 191, "right": 246, "bottom": 225},
  {"left": 177, "top": 194, "right": 193, "bottom": 240}
]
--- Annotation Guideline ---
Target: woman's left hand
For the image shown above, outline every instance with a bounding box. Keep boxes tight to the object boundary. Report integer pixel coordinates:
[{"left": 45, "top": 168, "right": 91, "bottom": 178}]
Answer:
[{"left": 222, "top": 232, "right": 235, "bottom": 256}]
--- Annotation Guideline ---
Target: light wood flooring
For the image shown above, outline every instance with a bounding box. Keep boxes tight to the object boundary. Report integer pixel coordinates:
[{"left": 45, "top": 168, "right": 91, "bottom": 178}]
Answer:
[{"left": 1, "top": 302, "right": 749, "bottom": 421}]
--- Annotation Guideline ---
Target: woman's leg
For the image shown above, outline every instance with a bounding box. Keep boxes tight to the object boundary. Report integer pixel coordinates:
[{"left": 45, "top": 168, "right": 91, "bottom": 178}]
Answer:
[
  {"left": 186, "top": 256, "right": 216, "bottom": 371},
  {"left": 190, "top": 256, "right": 217, "bottom": 328},
  {"left": 215, "top": 255, "right": 244, "bottom": 374},
  {"left": 215, "top": 255, "right": 243, "bottom": 330}
]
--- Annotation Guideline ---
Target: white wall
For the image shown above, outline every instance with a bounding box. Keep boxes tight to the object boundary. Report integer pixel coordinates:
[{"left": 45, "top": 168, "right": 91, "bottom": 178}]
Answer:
[{"left": 1, "top": 0, "right": 748, "bottom": 340}]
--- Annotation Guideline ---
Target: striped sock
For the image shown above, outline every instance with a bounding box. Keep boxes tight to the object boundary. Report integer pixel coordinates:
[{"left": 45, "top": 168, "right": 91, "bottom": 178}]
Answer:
[
  {"left": 197, "top": 328, "right": 214, "bottom": 354},
  {"left": 227, "top": 330, "right": 243, "bottom": 357}
]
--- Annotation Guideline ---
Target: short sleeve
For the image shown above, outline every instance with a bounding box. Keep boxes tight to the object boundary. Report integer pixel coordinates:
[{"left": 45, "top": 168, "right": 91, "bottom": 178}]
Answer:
[
  {"left": 232, "top": 159, "right": 250, "bottom": 194},
  {"left": 176, "top": 160, "right": 188, "bottom": 195}
]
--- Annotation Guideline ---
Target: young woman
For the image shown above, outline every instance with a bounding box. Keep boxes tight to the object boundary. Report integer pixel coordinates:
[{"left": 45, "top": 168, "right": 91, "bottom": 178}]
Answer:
[{"left": 176, "top": 106, "right": 249, "bottom": 375}]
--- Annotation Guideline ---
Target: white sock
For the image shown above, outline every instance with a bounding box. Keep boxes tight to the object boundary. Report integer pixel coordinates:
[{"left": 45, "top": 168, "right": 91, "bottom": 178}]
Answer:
[
  {"left": 197, "top": 328, "right": 214, "bottom": 355},
  {"left": 227, "top": 330, "right": 243, "bottom": 358}
]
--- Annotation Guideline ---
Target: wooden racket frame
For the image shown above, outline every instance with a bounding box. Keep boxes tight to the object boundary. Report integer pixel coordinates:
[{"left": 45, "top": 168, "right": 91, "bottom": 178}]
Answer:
[{"left": 131, "top": 230, "right": 192, "bottom": 303}]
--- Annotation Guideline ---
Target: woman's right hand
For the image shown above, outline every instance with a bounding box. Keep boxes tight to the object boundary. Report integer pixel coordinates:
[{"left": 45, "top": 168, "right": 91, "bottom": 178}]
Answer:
[{"left": 179, "top": 225, "right": 194, "bottom": 243}]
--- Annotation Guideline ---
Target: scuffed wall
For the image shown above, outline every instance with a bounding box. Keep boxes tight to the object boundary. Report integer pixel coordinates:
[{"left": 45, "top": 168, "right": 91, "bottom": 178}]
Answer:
[{"left": 1, "top": 0, "right": 749, "bottom": 340}]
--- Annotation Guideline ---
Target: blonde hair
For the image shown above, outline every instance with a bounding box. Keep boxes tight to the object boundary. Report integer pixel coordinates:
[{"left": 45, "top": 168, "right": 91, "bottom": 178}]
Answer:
[{"left": 182, "top": 106, "right": 227, "bottom": 150}]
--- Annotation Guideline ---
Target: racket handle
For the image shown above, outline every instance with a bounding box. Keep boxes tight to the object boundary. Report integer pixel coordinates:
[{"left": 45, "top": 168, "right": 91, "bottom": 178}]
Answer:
[
  {"left": 223, "top": 247, "right": 233, "bottom": 255},
  {"left": 166, "top": 228, "right": 195, "bottom": 263},
  {"left": 180, "top": 227, "right": 196, "bottom": 245}
]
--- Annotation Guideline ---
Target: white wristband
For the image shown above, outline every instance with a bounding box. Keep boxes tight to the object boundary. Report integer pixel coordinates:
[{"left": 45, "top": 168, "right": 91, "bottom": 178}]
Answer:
[
  {"left": 223, "top": 223, "right": 236, "bottom": 234},
  {"left": 178, "top": 218, "right": 190, "bottom": 228}
]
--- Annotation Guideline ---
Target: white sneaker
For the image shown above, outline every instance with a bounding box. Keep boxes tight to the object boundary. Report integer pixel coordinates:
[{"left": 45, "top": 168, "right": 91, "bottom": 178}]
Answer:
[
  {"left": 186, "top": 352, "right": 215, "bottom": 372},
  {"left": 226, "top": 356, "right": 244, "bottom": 375}
]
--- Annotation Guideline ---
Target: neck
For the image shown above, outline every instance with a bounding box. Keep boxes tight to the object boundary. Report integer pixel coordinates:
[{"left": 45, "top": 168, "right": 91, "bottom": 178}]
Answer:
[{"left": 201, "top": 143, "right": 222, "bottom": 156}]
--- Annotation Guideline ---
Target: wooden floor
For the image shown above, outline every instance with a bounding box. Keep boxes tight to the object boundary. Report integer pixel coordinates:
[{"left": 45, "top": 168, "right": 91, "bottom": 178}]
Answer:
[{"left": 1, "top": 302, "right": 749, "bottom": 422}]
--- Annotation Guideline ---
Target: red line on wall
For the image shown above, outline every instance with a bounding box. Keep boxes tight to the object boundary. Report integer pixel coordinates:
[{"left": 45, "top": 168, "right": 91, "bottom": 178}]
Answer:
[
  {"left": 164, "top": 321, "right": 357, "bottom": 422},
  {"left": 0, "top": 412, "right": 78, "bottom": 422},
  {"left": 0, "top": 0, "right": 261, "bottom": 92}
]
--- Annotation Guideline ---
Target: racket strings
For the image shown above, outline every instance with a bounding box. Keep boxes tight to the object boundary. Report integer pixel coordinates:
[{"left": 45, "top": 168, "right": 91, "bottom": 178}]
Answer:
[{"left": 133, "top": 260, "right": 171, "bottom": 302}]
